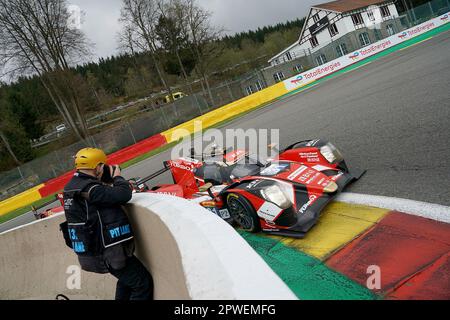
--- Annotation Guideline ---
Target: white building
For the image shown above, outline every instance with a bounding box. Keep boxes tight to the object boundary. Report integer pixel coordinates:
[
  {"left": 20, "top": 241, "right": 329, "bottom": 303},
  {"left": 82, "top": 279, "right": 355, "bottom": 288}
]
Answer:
[{"left": 269, "top": 0, "right": 400, "bottom": 67}]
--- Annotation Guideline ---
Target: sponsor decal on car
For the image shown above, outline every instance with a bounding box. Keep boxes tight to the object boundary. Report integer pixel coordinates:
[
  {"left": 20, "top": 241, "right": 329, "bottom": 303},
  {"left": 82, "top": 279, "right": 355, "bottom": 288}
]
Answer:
[
  {"left": 299, "top": 195, "right": 318, "bottom": 214},
  {"left": 218, "top": 209, "right": 231, "bottom": 219},
  {"left": 306, "top": 172, "right": 321, "bottom": 184},
  {"left": 260, "top": 163, "right": 289, "bottom": 176},
  {"left": 287, "top": 165, "right": 308, "bottom": 180},
  {"left": 299, "top": 152, "right": 320, "bottom": 162},
  {"left": 170, "top": 161, "right": 195, "bottom": 172},
  {"left": 290, "top": 167, "right": 318, "bottom": 184},
  {"left": 155, "top": 191, "right": 178, "bottom": 196},
  {"left": 206, "top": 207, "right": 231, "bottom": 219},
  {"left": 246, "top": 180, "right": 263, "bottom": 189},
  {"left": 257, "top": 201, "right": 283, "bottom": 222}
]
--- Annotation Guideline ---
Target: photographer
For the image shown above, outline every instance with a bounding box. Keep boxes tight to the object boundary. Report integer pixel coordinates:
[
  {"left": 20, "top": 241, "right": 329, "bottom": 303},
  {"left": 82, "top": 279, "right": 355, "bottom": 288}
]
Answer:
[{"left": 62, "top": 148, "right": 153, "bottom": 300}]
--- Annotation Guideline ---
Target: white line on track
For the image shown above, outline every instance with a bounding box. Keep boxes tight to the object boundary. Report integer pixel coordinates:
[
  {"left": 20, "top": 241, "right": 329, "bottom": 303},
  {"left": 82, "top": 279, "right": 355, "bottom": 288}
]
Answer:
[{"left": 336, "top": 192, "right": 450, "bottom": 224}]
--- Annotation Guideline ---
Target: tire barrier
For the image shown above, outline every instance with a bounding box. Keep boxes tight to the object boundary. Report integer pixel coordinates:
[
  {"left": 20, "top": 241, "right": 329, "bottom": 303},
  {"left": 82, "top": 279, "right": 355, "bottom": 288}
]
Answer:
[{"left": 0, "top": 193, "right": 296, "bottom": 300}]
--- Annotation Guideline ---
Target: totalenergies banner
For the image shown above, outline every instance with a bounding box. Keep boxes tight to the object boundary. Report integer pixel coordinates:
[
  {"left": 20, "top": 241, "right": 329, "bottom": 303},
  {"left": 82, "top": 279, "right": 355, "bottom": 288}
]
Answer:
[{"left": 284, "top": 12, "right": 450, "bottom": 92}]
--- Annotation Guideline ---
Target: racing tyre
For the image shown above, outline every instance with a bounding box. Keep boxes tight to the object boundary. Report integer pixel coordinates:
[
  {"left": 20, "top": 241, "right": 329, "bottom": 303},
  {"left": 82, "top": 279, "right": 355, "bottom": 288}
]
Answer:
[{"left": 227, "top": 193, "right": 261, "bottom": 233}]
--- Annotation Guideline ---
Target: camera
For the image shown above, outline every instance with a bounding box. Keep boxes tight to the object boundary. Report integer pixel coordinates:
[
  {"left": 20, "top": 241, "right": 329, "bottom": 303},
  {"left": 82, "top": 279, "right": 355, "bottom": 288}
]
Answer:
[{"left": 101, "top": 164, "right": 120, "bottom": 184}]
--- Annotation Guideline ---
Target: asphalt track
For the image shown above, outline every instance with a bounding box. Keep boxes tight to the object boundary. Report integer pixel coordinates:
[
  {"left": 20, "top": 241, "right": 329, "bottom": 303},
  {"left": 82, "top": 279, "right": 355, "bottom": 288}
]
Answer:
[
  {"left": 1, "top": 28, "right": 449, "bottom": 234},
  {"left": 128, "top": 28, "right": 450, "bottom": 205}
]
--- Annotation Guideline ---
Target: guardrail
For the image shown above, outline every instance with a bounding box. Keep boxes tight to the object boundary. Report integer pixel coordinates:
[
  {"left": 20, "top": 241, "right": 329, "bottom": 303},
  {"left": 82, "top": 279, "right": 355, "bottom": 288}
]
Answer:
[{"left": 0, "top": 193, "right": 296, "bottom": 300}]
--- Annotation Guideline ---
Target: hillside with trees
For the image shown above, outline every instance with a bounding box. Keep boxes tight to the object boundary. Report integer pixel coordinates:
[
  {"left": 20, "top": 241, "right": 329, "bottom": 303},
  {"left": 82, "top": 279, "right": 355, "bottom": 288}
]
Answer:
[{"left": 0, "top": 0, "right": 304, "bottom": 172}]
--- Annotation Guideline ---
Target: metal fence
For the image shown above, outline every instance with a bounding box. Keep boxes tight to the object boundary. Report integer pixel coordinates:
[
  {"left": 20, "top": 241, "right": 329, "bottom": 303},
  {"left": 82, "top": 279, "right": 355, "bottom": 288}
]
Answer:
[
  {"left": 0, "top": 86, "right": 246, "bottom": 201},
  {"left": 1, "top": 0, "right": 449, "bottom": 201},
  {"left": 254, "top": 0, "right": 450, "bottom": 90}
]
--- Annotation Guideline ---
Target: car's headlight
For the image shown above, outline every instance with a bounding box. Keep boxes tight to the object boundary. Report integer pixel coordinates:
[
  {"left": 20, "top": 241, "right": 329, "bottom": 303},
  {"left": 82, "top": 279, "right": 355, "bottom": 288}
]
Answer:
[
  {"left": 260, "top": 185, "right": 291, "bottom": 209},
  {"left": 320, "top": 143, "right": 344, "bottom": 164}
]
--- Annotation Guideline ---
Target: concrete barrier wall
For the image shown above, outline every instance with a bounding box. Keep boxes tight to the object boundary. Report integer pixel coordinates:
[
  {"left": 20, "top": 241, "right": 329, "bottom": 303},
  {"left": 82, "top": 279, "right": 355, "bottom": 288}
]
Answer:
[{"left": 0, "top": 193, "right": 296, "bottom": 300}]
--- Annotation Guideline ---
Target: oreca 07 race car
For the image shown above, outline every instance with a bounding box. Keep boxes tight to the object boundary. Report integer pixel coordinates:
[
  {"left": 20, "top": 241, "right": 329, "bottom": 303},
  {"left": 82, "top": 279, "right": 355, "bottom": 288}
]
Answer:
[
  {"left": 32, "top": 140, "right": 364, "bottom": 238},
  {"left": 148, "top": 139, "right": 365, "bottom": 238}
]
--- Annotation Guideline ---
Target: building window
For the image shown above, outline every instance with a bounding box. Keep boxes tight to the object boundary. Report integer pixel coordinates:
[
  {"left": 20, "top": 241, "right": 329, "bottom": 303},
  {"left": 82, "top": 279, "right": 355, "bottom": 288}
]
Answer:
[
  {"left": 386, "top": 24, "right": 395, "bottom": 36},
  {"left": 316, "top": 54, "right": 327, "bottom": 66},
  {"left": 380, "top": 6, "right": 391, "bottom": 18},
  {"left": 293, "top": 64, "right": 303, "bottom": 73},
  {"left": 328, "top": 23, "right": 339, "bottom": 37},
  {"left": 336, "top": 43, "right": 348, "bottom": 57},
  {"left": 285, "top": 51, "right": 292, "bottom": 61},
  {"left": 368, "top": 11, "right": 375, "bottom": 21},
  {"left": 273, "top": 71, "right": 285, "bottom": 83},
  {"left": 245, "top": 86, "right": 254, "bottom": 96},
  {"left": 255, "top": 81, "right": 264, "bottom": 91},
  {"left": 359, "top": 32, "right": 371, "bottom": 46},
  {"left": 374, "top": 29, "right": 382, "bottom": 41},
  {"left": 310, "top": 35, "right": 319, "bottom": 48},
  {"left": 313, "top": 13, "right": 320, "bottom": 23},
  {"left": 351, "top": 13, "right": 364, "bottom": 27}
]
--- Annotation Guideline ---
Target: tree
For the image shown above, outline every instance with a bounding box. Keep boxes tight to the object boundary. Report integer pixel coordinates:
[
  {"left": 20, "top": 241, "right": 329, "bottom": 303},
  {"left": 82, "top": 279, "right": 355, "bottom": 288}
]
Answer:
[
  {"left": 0, "top": 0, "right": 92, "bottom": 141},
  {"left": 118, "top": 0, "right": 174, "bottom": 97},
  {"left": 182, "top": 0, "right": 223, "bottom": 105},
  {"left": 156, "top": 0, "right": 193, "bottom": 92},
  {"left": 0, "top": 87, "right": 33, "bottom": 167}
]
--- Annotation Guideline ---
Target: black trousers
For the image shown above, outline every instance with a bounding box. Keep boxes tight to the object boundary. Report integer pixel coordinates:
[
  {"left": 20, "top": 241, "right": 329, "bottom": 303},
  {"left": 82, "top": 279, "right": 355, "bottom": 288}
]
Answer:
[{"left": 108, "top": 255, "right": 154, "bottom": 300}]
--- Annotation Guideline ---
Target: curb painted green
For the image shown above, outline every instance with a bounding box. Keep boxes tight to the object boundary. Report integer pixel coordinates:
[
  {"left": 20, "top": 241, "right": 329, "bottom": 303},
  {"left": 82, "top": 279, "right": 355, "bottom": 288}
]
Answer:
[{"left": 239, "top": 231, "right": 379, "bottom": 300}]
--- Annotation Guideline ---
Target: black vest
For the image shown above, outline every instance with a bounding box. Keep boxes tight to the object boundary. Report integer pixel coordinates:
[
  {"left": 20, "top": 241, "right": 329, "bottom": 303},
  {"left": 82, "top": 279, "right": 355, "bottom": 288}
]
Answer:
[{"left": 63, "top": 172, "right": 134, "bottom": 258}]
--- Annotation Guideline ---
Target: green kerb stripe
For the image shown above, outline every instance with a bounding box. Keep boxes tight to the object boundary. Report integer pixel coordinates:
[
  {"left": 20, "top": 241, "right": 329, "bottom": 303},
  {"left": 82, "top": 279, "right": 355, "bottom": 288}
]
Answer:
[{"left": 239, "top": 231, "right": 378, "bottom": 300}]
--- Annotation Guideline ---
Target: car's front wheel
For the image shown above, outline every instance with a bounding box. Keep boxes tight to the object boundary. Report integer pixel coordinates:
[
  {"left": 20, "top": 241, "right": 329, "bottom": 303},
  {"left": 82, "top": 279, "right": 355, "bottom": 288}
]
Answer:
[{"left": 226, "top": 193, "right": 261, "bottom": 233}]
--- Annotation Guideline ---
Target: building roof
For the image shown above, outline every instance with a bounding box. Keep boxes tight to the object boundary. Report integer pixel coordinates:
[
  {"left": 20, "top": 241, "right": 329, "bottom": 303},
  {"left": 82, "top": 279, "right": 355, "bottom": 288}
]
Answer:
[{"left": 312, "top": 0, "right": 389, "bottom": 13}]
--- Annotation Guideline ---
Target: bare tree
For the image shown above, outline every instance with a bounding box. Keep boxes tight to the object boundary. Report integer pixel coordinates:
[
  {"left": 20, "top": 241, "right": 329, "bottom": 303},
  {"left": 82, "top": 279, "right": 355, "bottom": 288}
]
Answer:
[
  {"left": 182, "top": 0, "right": 223, "bottom": 106},
  {"left": 118, "top": 0, "right": 174, "bottom": 100},
  {"left": 156, "top": 0, "right": 191, "bottom": 88},
  {"left": 0, "top": 0, "right": 92, "bottom": 141}
]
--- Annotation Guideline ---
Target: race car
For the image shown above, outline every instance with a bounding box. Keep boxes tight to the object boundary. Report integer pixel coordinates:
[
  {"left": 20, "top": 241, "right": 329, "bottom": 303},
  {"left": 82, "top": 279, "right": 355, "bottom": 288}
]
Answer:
[
  {"left": 31, "top": 193, "right": 65, "bottom": 220},
  {"left": 33, "top": 139, "right": 364, "bottom": 238},
  {"left": 148, "top": 139, "right": 365, "bottom": 238}
]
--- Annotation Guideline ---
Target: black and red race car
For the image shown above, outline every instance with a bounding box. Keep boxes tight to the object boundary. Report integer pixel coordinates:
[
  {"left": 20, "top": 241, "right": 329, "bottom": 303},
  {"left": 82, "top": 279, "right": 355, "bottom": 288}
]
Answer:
[
  {"left": 148, "top": 139, "right": 365, "bottom": 238},
  {"left": 33, "top": 139, "right": 364, "bottom": 238}
]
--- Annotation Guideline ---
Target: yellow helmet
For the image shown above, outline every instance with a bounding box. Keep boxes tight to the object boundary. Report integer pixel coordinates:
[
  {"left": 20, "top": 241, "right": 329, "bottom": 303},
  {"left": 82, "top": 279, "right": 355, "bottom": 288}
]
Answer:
[{"left": 74, "top": 148, "right": 107, "bottom": 170}]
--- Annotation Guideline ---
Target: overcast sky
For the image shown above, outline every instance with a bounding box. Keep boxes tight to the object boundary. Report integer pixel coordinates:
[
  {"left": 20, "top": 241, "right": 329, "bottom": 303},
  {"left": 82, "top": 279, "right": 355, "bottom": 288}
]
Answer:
[{"left": 70, "top": 0, "right": 319, "bottom": 62}]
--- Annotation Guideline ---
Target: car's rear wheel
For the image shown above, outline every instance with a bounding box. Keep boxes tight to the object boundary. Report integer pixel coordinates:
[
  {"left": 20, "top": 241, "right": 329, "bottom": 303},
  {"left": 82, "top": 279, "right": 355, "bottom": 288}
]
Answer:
[{"left": 227, "top": 193, "right": 261, "bottom": 233}]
